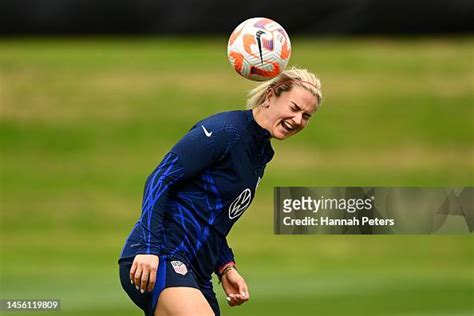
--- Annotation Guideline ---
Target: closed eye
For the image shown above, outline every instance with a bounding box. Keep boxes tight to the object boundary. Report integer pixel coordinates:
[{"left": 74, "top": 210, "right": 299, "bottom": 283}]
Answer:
[{"left": 290, "top": 101, "right": 312, "bottom": 120}]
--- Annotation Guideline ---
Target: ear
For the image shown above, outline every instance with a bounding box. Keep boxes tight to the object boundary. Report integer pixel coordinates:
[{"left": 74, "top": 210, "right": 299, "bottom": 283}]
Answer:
[{"left": 263, "top": 88, "right": 274, "bottom": 107}]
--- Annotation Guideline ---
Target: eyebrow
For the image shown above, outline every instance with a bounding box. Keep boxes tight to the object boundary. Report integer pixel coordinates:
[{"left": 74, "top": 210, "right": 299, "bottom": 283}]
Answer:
[{"left": 291, "top": 101, "right": 312, "bottom": 117}]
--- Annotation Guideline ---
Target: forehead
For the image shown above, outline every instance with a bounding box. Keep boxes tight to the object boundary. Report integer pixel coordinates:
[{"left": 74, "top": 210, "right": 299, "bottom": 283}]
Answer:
[{"left": 284, "top": 86, "right": 318, "bottom": 113}]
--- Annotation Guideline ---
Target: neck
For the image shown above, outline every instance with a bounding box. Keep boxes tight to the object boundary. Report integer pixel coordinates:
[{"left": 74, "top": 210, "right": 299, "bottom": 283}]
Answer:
[{"left": 252, "top": 106, "right": 272, "bottom": 137}]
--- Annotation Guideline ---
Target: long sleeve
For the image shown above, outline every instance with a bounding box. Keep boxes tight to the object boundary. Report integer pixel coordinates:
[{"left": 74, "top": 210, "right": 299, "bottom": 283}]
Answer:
[
  {"left": 214, "top": 238, "right": 236, "bottom": 274},
  {"left": 136, "top": 152, "right": 185, "bottom": 255},
  {"left": 135, "top": 122, "right": 240, "bottom": 256}
]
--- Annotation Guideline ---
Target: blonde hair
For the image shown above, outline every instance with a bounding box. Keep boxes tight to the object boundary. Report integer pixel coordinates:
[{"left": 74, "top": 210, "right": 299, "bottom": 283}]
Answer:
[{"left": 246, "top": 67, "right": 322, "bottom": 109}]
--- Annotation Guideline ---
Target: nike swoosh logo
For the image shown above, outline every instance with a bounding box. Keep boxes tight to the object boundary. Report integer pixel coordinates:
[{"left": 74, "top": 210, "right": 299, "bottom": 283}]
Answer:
[
  {"left": 201, "top": 125, "right": 213, "bottom": 137},
  {"left": 255, "top": 30, "right": 265, "bottom": 65}
]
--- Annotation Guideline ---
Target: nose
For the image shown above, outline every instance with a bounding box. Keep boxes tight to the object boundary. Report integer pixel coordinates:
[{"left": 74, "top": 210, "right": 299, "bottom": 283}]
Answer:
[{"left": 293, "top": 113, "right": 303, "bottom": 126}]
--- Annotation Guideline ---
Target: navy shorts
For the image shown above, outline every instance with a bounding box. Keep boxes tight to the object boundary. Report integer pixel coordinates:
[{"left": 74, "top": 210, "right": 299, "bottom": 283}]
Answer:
[{"left": 119, "top": 255, "right": 220, "bottom": 316}]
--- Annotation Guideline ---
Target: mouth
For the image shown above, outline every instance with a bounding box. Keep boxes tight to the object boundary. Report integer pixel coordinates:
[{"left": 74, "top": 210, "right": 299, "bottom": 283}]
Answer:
[{"left": 281, "top": 120, "right": 296, "bottom": 132}]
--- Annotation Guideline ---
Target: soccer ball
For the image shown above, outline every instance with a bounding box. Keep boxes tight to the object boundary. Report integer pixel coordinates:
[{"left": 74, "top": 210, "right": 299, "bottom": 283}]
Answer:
[{"left": 227, "top": 17, "right": 291, "bottom": 81}]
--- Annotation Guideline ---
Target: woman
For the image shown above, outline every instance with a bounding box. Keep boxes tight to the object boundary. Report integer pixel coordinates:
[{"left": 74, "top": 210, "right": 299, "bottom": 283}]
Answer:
[{"left": 118, "top": 67, "right": 322, "bottom": 316}]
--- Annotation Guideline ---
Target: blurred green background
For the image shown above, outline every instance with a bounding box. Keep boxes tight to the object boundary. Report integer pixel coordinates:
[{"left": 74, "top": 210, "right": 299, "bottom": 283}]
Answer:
[{"left": 0, "top": 37, "right": 473, "bottom": 316}]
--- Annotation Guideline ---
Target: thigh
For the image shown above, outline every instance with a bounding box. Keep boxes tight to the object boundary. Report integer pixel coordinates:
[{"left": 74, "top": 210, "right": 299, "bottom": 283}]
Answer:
[
  {"left": 155, "top": 287, "right": 215, "bottom": 316},
  {"left": 119, "top": 257, "right": 153, "bottom": 313},
  {"left": 200, "top": 286, "right": 220, "bottom": 316}
]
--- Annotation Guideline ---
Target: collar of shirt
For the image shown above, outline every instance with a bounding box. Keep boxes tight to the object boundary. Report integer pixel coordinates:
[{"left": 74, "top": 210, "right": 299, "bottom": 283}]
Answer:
[
  {"left": 244, "top": 109, "right": 271, "bottom": 141},
  {"left": 244, "top": 109, "right": 274, "bottom": 166}
]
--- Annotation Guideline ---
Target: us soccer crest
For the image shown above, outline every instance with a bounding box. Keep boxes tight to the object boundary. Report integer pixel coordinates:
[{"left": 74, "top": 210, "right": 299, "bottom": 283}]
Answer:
[{"left": 171, "top": 260, "right": 188, "bottom": 275}]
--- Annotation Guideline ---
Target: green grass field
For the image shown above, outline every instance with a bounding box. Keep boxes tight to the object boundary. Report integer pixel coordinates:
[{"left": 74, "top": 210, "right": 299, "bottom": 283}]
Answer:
[{"left": 1, "top": 37, "right": 473, "bottom": 316}]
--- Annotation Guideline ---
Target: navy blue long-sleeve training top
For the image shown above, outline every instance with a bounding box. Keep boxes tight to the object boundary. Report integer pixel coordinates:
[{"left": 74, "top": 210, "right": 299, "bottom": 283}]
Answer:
[{"left": 119, "top": 109, "right": 274, "bottom": 283}]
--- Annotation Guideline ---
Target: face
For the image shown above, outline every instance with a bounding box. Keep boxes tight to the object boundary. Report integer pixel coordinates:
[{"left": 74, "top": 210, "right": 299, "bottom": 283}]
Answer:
[{"left": 264, "top": 86, "right": 318, "bottom": 140}]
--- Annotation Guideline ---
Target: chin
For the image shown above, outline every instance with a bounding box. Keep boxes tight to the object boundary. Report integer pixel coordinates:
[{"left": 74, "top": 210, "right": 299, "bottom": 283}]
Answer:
[
  {"left": 272, "top": 131, "right": 291, "bottom": 140},
  {"left": 272, "top": 126, "right": 299, "bottom": 140}
]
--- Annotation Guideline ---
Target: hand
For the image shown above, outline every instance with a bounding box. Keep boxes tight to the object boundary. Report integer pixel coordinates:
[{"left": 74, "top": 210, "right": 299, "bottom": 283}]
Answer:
[
  {"left": 221, "top": 268, "right": 250, "bottom": 306},
  {"left": 130, "top": 254, "right": 159, "bottom": 293}
]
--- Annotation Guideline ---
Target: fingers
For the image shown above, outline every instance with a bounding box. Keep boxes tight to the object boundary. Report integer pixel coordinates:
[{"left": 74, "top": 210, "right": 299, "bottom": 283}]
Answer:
[
  {"left": 140, "top": 269, "right": 149, "bottom": 294},
  {"left": 226, "top": 283, "right": 249, "bottom": 306},
  {"left": 130, "top": 255, "right": 159, "bottom": 293},
  {"left": 130, "top": 261, "right": 139, "bottom": 290},
  {"left": 129, "top": 261, "right": 137, "bottom": 285},
  {"left": 147, "top": 267, "right": 157, "bottom": 292},
  {"left": 226, "top": 292, "right": 249, "bottom": 306},
  {"left": 133, "top": 265, "right": 143, "bottom": 291},
  {"left": 227, "top": 294, "right": 237, "bottom": 306},
  {"left": 239, "top": 281, "right": 250, "bottom": 302}
]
